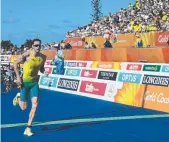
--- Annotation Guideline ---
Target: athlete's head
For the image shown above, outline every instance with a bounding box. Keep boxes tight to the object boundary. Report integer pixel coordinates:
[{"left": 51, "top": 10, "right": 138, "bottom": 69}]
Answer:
[{"left": 32, "top": 39, "right": 42, "bottom": 53}]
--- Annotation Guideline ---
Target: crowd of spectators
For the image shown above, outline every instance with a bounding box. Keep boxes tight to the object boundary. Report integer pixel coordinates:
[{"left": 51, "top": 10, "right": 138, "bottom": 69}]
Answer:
[
  {"left": 1, "top": 41, "right": 72, "bottom": 55},
  {"left": 66, "top": 0, "right": 169, "bottom": 38}
]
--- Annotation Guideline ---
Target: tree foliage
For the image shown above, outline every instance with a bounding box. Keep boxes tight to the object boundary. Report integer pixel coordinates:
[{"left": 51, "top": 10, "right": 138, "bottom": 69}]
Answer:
[
  {"left": 91, "top": 0, "right": 103, "bottom": 21},
  {"left": 24, "top": 39, "right": 33, "bottom": 48},
  {"left": 1, "top": 40, "right": 14, "bottom": 50}
]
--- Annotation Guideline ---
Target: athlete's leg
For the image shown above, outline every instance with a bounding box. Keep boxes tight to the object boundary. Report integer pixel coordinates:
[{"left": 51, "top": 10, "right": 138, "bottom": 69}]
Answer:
[
  {"left": 28, "top": 96, "right": 38, "bottom": 126},
  {"left": 24, "top": 82, "right": 39, "bottom": 136},
  {"left": 13, "top": 86, "right": 29, "bottom": 110}
]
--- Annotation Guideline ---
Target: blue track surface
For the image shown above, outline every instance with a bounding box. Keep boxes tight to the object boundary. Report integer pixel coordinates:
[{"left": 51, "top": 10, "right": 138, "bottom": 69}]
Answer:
[{"left": 1, "top": 87, "right": 169, "bottom": 142}]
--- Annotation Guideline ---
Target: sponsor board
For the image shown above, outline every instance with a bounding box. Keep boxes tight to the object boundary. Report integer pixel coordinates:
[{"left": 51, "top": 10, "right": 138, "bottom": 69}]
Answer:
[
  {"left": 98, "top": 71, "right": 118, "bottom": 81},
  {"left": 45, "top": 60, "right": 52, "bottom": 65},
  {"left": 81, "top": 69, "right": 98, "bottom": 78},
  {"left": 143, "top": 65, "right": 161, "bottom": 72},
  {"left": 155, "top": 31, "right": 169, "bottom": 46},
  {"left": 142, "top": 75, "right": 169, "bottom": 87},
  {"left": 143, "top": 85, "right": 169, "bottom": 113},
  {"left": 45, "top": 67, "right": 53, "bottom": 74},
  {"left": 66, "top": 62, "right": 77, "bottom": 67},
  {"left": 64, "top": 61, "right": 68, "bottom": 66},
  {"left": 126, "top": 64, "right": 142, "bottom": 71},
  {"left": 79, "top": 81, "right": 107, "bottom": 96},
  {"left": 65, "top": 68, "right": 81, "bottom": 77},
  {"left": 161, "top": 65, "right": 169, "bottom": 73},
  {"left": 77, "top": 62, "right": 87, "bottom": 67},
  {"left": 113, "top": 83, "right": 145, "bottom": 107},
  {"left": 0, "top": 55, "right": 11, "bottom": 62},
  {"left": 118, "top": 72, "right": 142, "bottom": 84},
  {"left": 96, "top": 62, "right": 114, "bottom": 69},
  {"left": 52, "top": 68, "right": 57, "bottom": 74},
  {"left": 57, "top": 78, "right": 80, "bottom": 91},
  {"left": 105, "top": 82, "right": 123, "bottom": 101},
  {"left": 64, "top": 38, "right": 84, "bottom": 49},
  {"left": 39, "top": 76, "right": 58, "bottom": 87}
]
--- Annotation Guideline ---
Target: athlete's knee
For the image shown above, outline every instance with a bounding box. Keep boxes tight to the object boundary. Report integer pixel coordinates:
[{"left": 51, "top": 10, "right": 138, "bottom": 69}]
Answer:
[{"left": 32, "top": 102, "right": 38, "bottom": 109}]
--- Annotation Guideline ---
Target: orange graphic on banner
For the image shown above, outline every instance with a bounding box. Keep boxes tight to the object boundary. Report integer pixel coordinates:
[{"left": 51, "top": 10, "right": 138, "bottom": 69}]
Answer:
[
  {"left": 143, "top": 85, "right": 169, "bottom": 113},
  {"left": 76, "top": 49, "right": 101, "bottom": 61},
  {"left": 138, "top": 32, "right": 155, "bottom": 47},
  {"left": 91, "top": 61, "right": 121, "bottom": 70},
  {"left": 101, "top": 48, "right": 127, "bottom": 62},
  {"left": 41, "top": 50, "right": 56, "bottom": 60},
  {"left": 155, "top": 31, "right": 169, "bottom": 47},
  {"left": 138, "top": 48, "right": 169, "bottom": 63},
  {"left": 65, "top": 38, "right": 85, "bottom": 49},
  {"left": 114, "top": 83, "right": 145, "bottom": 107},
  {"left": 111, "top": 34, "right": 135, "bottom": 48},
  {"left": 85, "top": 36, "right": 105, "bottom": 48}
]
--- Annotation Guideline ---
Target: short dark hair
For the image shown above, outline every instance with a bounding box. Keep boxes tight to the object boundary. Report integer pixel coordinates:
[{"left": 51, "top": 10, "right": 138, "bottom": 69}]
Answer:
[{"left": 32, "top": 39, "right": 41, "bottom": 45}]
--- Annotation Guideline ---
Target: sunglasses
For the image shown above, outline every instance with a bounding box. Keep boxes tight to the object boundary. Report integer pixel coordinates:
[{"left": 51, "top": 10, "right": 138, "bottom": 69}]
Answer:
[{"left": 33, "top": 44, "right": 41, "bottom": 47}]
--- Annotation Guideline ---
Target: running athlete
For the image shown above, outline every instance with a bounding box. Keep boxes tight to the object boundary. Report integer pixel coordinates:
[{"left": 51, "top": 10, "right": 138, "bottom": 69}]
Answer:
[{"left": 13, "top": 39, "right": 47, "bottom": 136}]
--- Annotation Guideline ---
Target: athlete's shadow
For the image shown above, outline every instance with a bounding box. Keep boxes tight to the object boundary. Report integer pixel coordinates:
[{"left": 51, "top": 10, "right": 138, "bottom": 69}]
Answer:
[
  {"left": 34, "top": 107, "right": 140, "bottom": 135},
  {"left": 34, "top": 121, "right": 103, "bottom": 135}
]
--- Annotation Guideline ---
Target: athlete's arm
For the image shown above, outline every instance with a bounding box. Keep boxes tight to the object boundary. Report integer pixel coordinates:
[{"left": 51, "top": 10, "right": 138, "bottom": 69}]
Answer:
[
  {"left": 14, "top": 51, "right": 29, "bottom": 84},
  {"left": 40, "top": 54, "right": 47, "bottom": 74}
]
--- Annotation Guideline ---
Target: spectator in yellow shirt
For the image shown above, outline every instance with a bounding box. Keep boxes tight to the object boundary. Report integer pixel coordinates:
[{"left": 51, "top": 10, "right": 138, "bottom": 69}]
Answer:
[
  {"left": 135, "top": 0, "right": 141, "bottom": 9},
  {"left": 134, "top": 22, "right": 142, "bottom": 32},
  {"left": 162, "top": 12, "right": 167, "bottom": 22}
]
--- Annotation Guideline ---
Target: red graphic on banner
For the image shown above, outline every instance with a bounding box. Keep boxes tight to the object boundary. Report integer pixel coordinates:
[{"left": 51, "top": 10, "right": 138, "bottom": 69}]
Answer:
[
  {"left": 155, "top": 31, "right": 169, "bottom": 46},
  {"left": 81, "top": 70, "right": 98, "bottom": 78},
  {"left": 45, "top": 67, "right": 52, "bottom": 74},
  {"left": 126, "top": 64, "right": 142, "bottom": 71},
  {"left": 77, "top": 62, "right": 87, "bottom": 67},
  {"left": 79, "top": 81, "right": 107, "bottom": 96},
  {"left": 45, "top": 61, "right": 51, "bottom": 65}
]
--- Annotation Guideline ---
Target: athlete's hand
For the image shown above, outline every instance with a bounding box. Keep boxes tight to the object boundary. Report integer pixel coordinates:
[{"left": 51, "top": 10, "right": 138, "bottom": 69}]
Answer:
[{"left": 16, "top": 77, "right": 22, "bottom": 87}]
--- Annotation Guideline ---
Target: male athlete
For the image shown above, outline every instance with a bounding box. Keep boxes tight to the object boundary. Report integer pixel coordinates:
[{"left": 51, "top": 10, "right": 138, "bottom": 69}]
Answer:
[{"left": 13, "top": 39, "right": 47, "bottom": 136}]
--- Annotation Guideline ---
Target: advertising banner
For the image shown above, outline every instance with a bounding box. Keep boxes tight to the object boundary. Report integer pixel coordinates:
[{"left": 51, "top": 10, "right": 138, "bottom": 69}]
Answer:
[
  {"left": 143, "top": 85, "right": 169, "bottom": 113},
  {"left": 161, "top": 65, "right": 169, "bottom": 73},
  {"left": 45, "top": 60, "right": 52, "bottom": 65},
  {"left": 111, "top": 34, "right": 135, "bottom": 48},
  {"left": 81, "top": 69, "right": 98, "bottom": 78},
  {"left": 39, "top": 76, "right": 58, "bottom": 87},
  {"left": 139, "top": 32, "right": 155, "bottom": 47},
  {"left": 118, "top": 72, "right": 142, "bottom": 84},
  {"left": 65, "top": 38, "right": 84, "bottom": 49},
  {"left": 91, "top": 62, "right": 121, "bottom": 70},
  {"left": 85, "top": 36, "right": 105, "bottom": 48},
  {"left": 98, "top": 71, "right": 118, "bottom": 81},
  {"left": 65, "top": 68, "right": 81, "bottom": 77},
  {"left": 142, "top": 75, "right": 169, "bottom": 87},
  {"left": 39, "top": 62, "right": 169, "bottom": 113},
  {"left": 126, "top": 64, "right": 142, "bottom": 71},
  {"left": 45, "top": 67, "right": 53, "bottom": 74},
  {"left": 143, "top": 65, "right": 161, "bottom": 72},
  {"left": 105, "top": 82, "right": 145, "bottom": 107},
  {"left": 79, "top": 81, "right": 107, "bottom": 96},
  {"left": 52, "top": 68, "right": 57, "bottom": 74},
  {"left": 57, "top": 78, "right": 80, "bottom": 91},
  {"left": 154, "top": 31, "right": 169, "bottom": 47},
  {"left": 0, "top": 55, "right": 11, "bottom": 62}
]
